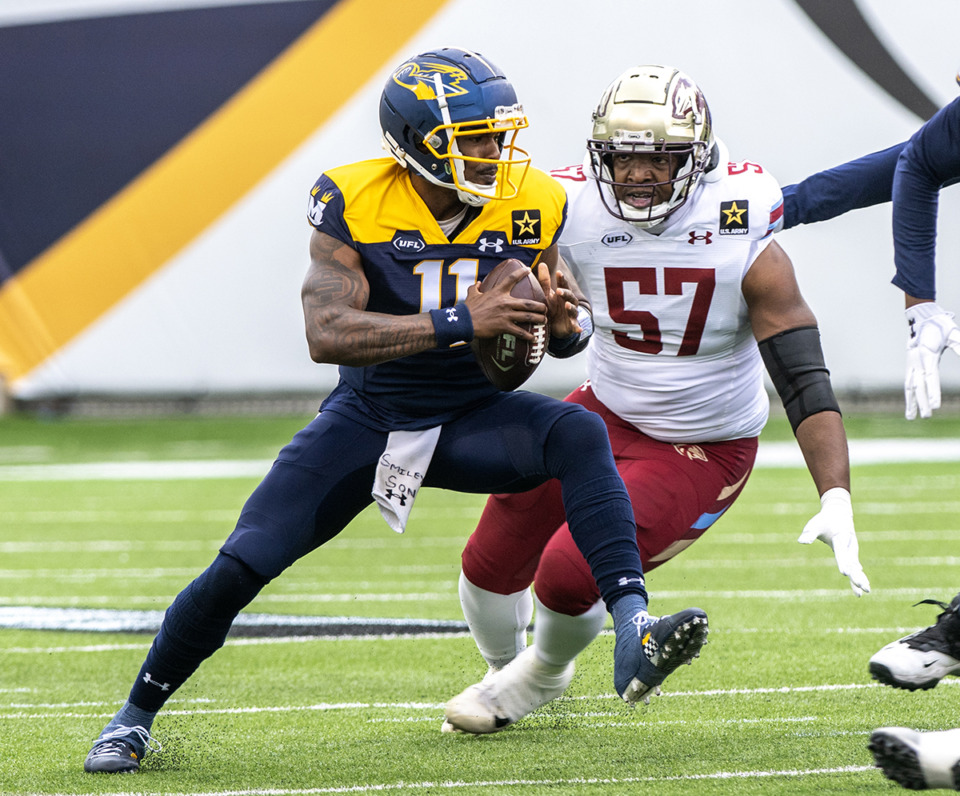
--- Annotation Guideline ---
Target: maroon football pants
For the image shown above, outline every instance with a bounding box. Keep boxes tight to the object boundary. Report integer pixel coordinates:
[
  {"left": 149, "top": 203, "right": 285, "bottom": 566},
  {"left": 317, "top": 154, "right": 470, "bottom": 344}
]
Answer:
[{"left": 461, "top": 382, "right": 759, "bottom": 615}]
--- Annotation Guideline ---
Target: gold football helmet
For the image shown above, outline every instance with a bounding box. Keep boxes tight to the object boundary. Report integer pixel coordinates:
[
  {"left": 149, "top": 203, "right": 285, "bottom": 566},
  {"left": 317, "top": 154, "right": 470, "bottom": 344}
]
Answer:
[{"left": 588, "top": 65, "right": 717, "bottom": 227}]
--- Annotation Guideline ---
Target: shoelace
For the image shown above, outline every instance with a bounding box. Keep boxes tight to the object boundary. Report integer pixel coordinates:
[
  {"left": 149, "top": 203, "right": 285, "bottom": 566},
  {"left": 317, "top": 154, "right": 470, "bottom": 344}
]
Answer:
[
  {"left": 92, "top": 724, "right": 162, "bottom": 755},
  {"left": 905, "top": 599, "right": 960, "bottom": 653}
]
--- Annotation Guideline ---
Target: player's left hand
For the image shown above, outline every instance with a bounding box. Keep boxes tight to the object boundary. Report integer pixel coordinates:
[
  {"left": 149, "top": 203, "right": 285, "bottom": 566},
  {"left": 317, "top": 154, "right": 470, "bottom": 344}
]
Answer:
[
  {"left": 797, "top": 487, "right": 870, "bottom": 597},
  {"left": 904, "top": 302, "right": 960, "bottom": 420},
  {"left": 536, "top": 263, "right": 581, "bottom": 339}
]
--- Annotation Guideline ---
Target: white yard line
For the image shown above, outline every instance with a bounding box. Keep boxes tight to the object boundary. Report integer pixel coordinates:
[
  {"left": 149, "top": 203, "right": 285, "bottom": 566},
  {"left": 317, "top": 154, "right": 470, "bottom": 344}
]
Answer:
[
  {"left": 1, "top": 438, "right": 960, "bottom": 481},
  {"left": 5, "top": 679, "right": 957, "bottom": 717}
]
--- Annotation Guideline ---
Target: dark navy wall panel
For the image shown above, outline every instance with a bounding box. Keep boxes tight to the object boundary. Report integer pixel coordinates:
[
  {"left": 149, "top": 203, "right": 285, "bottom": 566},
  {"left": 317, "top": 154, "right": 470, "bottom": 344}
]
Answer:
[{"left": 0, "top": 1, "right": 337, "bottom": 282}]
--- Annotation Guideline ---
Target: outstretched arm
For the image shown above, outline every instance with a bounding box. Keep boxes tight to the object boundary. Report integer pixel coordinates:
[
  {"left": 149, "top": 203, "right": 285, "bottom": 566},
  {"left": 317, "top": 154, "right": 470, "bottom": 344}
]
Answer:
[
  {"left": 744, "top": 241, "right": 869, "bottom": 596},
  {"left": 781, "top": 143, "right": 902, "bottom": 230}
]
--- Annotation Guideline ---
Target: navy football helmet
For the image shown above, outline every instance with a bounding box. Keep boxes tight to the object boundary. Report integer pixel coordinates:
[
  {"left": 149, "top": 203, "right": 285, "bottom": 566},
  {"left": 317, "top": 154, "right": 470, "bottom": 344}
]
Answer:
[
  {"left": 588, "top": 65, "right": 720, "bottom": 228},
  {"left": 380, "top": 47, "right": 530, "bottom": 206}
]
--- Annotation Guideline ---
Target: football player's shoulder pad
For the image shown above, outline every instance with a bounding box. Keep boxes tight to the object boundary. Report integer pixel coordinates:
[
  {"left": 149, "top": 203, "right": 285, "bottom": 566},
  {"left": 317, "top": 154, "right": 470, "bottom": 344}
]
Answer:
[
  {"left": 709, "top": 160, "right": 783, "bottom": 240},
  {"left": 320, "top": 157, "right": 400, "bottom": 204},
  {"left": 722, "top": 160, "right": 782, "bottom": 204}
]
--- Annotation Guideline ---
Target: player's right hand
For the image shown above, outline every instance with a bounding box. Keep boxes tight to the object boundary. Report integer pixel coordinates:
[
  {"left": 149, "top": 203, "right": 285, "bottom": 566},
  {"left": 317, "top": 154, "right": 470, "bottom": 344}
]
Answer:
[
  {"left": 466, "top": 265, "right": 546, "bottom": 341},
  {"left": 904, "top": 302, "right": 960, "bottom": 420}
]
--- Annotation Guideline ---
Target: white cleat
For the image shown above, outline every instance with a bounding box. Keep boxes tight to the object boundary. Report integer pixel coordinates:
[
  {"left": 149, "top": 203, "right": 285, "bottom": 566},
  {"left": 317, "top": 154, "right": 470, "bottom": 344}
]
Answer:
[
  {"left": 441, "top": 666, "right": 500, "bottom": 734},
  {"left": 443, "top": 647, "right": 574, "bottom": 734},
  {"left": 869, "top": 595, "right": 960, "bottom": 691},
  {"left": 870, "top": 727, "right": 960, "bottom": 791},
  {"left": 869, "top": 641, "right": 960, "bottom": 691}
]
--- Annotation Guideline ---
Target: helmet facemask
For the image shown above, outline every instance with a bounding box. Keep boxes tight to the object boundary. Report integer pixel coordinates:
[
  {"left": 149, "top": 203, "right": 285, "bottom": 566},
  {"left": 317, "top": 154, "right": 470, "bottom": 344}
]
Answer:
[
  {"left": 422, "top": 87, "right": 530, "bottom": 206},
  {"left": 588, "top": 136, "right": 710, "bottom": 227}
]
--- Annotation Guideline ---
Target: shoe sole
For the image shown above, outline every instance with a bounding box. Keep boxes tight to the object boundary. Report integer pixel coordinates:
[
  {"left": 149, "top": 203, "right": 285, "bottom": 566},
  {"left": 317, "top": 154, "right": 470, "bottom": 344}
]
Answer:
[
  {"left": 83, "top": 759, "right": 140, "bottom": 774},
  {"left": 869, "top": 730, "right": 929, "bottom": 790},
  {"left": 869, "top": 730, "right": 960, "bottom": 791},
  {"left": 869, "top": 661, "right": 943, "bottom": 691},
  {"left": 626, "top": 611, "right": 708, "bottom": 703},
  {"left": 655, "top": 613, "right": 709, "bottom": 678}
]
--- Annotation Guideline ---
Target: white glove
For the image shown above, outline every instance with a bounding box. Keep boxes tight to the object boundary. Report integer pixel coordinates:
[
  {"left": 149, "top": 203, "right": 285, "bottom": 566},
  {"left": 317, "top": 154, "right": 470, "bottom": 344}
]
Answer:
[
  {"left": 797, "top": 487, "right": 870, "bottom": 597},
  {"left": 904, "top": 303, "right": 960, "bottom": 420}
]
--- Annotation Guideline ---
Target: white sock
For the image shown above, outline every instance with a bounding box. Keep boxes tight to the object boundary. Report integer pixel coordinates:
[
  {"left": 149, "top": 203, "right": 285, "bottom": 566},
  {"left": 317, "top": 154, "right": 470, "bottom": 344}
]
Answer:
[
  {"left": 458, "top": 571, "right": 533, "bottom": 670},
  {"left": 533, "top": 596, "right": 607, "bottom": 669}
]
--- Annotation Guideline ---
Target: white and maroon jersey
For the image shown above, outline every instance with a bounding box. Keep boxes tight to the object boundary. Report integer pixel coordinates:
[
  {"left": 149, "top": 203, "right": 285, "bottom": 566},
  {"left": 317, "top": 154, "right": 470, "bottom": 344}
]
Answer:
[{"left": 553, "top": 160, "right": 785, "bottom": 442}]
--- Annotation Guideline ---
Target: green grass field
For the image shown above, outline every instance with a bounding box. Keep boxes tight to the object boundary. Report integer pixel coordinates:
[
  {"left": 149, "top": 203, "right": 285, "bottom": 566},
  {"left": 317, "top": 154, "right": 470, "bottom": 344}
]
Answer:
[{"left": 1, "top": 410, "right": 959, "bottom": 795}]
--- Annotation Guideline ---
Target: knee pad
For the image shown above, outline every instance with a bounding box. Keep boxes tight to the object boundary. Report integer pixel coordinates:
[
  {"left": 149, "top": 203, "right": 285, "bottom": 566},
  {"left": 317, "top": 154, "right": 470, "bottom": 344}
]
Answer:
[{"left": 190, "top": 553, "right": 267, "bottom": 619}]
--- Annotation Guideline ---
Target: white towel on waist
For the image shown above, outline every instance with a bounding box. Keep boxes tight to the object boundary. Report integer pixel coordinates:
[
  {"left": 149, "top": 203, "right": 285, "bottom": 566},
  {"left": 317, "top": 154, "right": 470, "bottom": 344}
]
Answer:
[{"left": 371, "top": 426, "right": 441, "bottom": 533}]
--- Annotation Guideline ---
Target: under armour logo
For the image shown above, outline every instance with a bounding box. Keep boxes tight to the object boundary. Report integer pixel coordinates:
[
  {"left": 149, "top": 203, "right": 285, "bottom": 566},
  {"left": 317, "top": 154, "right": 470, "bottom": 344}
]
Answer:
[
  {"left": 908, "top": 317, "right": 917, "bottom": 339},
  {"left": 444, "top": 307, "right": 459, "bottom": 323},
  {"left": 478, "top": 237, "right": 504, "bottom": 253},
  {"left": 628, "top": 609, "right": 650, "bottom": 636},
  {"left": 143, "top": 672, "right": 171, "bottom": 691},
  {"left": 385, "top": 489, "right": 408, "bottom": 506},
  {"left": 688, "top": 231, "right": 712, "bottom": 245}
]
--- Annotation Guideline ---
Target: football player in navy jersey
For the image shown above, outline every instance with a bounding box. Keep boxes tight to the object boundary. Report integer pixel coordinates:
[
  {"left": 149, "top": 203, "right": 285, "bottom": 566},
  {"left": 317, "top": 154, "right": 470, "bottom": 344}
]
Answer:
[
  {"left": 864, "top": 92, "right": 960, "bottom": 790},
  {"left": 781, "top": 97, "right": 960, "bottom": 788},
  {"left": 783, "top": 95, "right": 960, "bottom": 422},
  {"left": 82, "top": 47, "right": 708, "bottom": 774},
  {"left": 782, "top": 87, "right": 960, "bottom": 793}
]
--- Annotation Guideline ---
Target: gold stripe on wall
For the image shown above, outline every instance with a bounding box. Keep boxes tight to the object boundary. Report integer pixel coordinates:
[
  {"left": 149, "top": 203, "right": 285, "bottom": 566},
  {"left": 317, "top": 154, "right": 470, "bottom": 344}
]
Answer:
[{"left": 0, "top": 0, "right": 448, "bottom": 384}]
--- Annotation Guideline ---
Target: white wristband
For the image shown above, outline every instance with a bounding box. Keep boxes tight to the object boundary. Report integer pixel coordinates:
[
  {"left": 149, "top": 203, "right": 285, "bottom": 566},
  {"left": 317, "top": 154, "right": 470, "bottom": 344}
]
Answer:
[
  {"left": 576, "top": 305, "right": 594, "bottom": 341},
  {"left": 820, "top": 486, "right": 852, "bottom": 512},
  {"left": 906, "top": 302, "right": 952, "bottom": 323}
]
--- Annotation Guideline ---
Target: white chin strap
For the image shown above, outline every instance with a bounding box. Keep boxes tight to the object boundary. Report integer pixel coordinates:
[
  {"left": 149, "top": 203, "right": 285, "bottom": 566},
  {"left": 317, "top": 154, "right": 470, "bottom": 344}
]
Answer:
[
  {"left": 618, "top": 200, "right": 668, "bottom": 228},
  {"left": 450, "top": 140, "right": 494, "bottom": 206},
  {"left": 456, "top": 184, "right": 493, "bottom": 207}
]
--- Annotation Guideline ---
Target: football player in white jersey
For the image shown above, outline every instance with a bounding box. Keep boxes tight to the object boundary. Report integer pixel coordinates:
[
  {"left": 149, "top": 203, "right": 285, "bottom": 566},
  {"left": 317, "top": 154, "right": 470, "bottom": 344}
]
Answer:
[{"left": 443, "top": 65, "right": 870, "bottom": 734}]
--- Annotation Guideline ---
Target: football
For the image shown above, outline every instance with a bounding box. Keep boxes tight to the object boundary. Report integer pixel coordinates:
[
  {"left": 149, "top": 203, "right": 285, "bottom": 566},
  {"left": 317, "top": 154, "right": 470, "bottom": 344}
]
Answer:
[{"left": 471, "top": 259, "right": 550, "bottom": 391}]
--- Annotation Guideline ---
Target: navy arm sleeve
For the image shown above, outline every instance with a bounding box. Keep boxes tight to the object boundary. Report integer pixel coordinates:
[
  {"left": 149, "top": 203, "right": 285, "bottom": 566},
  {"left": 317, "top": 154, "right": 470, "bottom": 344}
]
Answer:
[
  {"left": 891, "top": 97, "right": 960, "bottom": 300},
  {"left": 781, "top": 143, "right": 903, "bottom": 230}
]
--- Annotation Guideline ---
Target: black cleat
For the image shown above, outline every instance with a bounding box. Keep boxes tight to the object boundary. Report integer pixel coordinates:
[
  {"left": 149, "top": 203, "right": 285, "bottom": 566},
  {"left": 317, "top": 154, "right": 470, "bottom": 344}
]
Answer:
[
  {"left": 83, "top": 725, "right": 160, "bottom": 774},
  {"left": 620, "top": 608, "right": 709, "bottom": 703}
]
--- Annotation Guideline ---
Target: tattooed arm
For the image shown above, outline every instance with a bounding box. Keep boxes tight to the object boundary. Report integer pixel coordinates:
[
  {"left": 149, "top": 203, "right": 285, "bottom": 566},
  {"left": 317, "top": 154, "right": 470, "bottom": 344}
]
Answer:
[
  {"left": 302, "top": 230, "right": 437, "bottom": 366},
  {"left": 302, "top": 230, "right": 550, "bottom": 366}
]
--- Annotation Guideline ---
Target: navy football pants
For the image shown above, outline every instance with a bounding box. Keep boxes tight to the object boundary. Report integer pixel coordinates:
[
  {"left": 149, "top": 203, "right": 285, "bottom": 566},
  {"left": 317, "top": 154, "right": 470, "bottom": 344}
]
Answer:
[{"left": 126, "top": 389, "right": 642, "bottom": 712}]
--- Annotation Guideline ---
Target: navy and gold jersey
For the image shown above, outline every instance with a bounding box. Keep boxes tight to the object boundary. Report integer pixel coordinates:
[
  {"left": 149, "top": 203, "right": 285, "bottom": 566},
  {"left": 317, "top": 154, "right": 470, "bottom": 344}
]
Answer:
[{"left": 306, "top": 157, "right": 567, "bottom": 429}]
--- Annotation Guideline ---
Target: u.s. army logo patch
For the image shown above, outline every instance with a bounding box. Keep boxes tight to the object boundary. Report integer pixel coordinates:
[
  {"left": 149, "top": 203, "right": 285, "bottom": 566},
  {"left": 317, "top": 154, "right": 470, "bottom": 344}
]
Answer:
[
  {"left": 719, "top": 200, "right": 748, "bottom": 235},
  {"left": 511, "top": 210, "right": 541, "bottom": 245}
]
